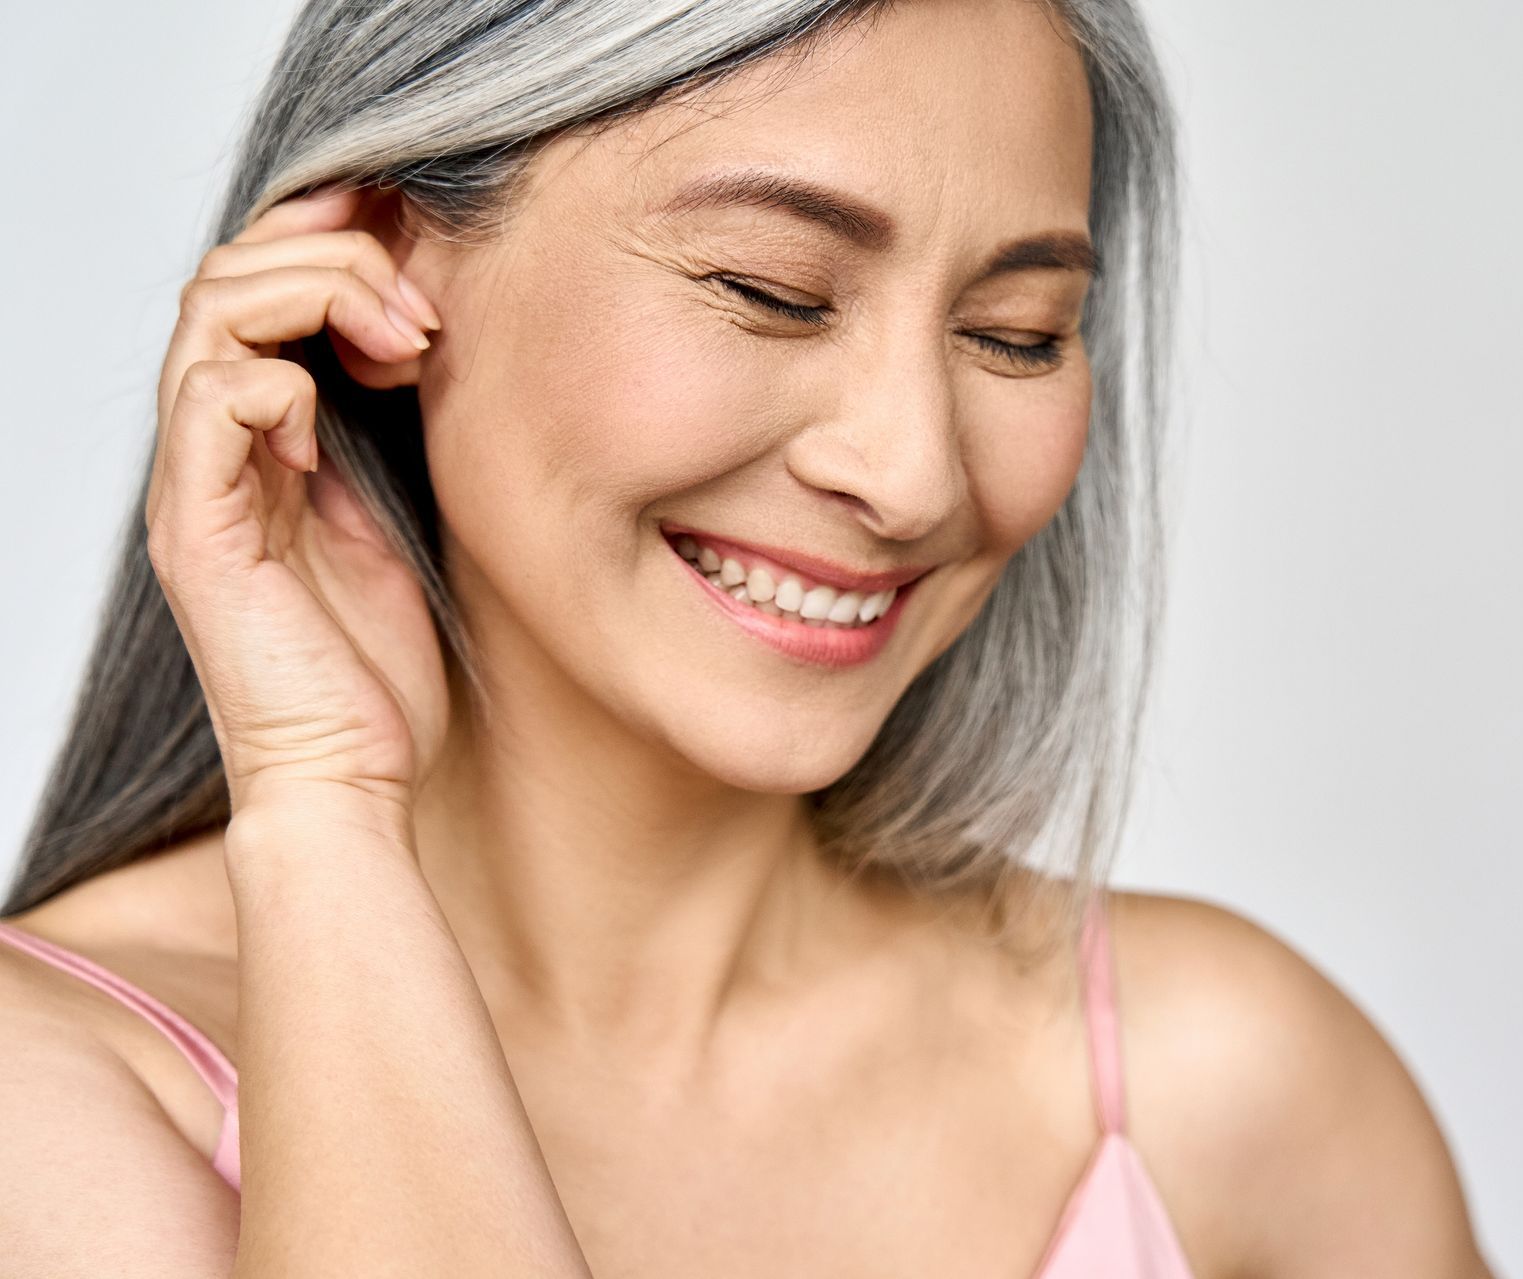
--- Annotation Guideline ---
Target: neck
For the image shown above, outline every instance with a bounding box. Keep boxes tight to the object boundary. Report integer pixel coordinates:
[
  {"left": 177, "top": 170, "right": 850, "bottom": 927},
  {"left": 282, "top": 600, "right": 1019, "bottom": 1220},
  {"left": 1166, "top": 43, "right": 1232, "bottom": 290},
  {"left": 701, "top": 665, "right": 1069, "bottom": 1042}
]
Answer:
[{"left": 410, "top": 648, "right": 880, "bottom": 1067}]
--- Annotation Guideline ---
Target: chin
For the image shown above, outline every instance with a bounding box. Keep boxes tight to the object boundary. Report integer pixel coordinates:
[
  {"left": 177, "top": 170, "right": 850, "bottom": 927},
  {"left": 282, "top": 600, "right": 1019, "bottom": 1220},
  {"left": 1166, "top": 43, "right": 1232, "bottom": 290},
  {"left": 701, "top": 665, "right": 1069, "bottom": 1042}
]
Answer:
[{"left": 659, "top": 707, "right": 883, "bottom": 797}]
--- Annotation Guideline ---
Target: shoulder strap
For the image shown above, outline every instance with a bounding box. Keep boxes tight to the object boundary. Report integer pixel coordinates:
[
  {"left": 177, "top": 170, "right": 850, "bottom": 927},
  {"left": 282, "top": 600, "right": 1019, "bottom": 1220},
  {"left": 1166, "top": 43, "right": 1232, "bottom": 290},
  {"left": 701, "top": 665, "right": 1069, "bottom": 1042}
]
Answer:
[
  {"left": 1078, "top": 890, "right": 1127, "bottom": 1135},
  {"left": 0, "top": 921, "right": 238, "bottom": 1110}
]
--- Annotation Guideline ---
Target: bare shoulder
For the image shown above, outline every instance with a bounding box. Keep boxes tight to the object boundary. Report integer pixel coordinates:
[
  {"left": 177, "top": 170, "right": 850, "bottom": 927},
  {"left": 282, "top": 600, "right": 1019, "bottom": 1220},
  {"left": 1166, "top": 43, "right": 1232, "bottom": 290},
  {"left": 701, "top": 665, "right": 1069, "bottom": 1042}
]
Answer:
[
  {"left": 0, "top": 921, "right": 240, "bottom": 1276},
  {"left": 1104, "top": 888, "right": 1495, "bottom": 1279}
]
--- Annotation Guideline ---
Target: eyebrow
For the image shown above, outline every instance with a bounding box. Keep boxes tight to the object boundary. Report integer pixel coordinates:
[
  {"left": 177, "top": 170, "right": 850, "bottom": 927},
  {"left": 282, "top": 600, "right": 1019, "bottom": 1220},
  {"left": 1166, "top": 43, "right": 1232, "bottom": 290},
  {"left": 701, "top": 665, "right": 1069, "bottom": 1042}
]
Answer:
[{"left": 654, "top": 166, "right": 1101, "bottom": 280}]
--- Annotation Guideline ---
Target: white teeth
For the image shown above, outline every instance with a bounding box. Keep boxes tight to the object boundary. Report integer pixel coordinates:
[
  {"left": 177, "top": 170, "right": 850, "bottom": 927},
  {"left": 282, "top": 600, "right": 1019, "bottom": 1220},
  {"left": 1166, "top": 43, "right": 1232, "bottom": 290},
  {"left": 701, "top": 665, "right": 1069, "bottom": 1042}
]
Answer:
[
  {"left": 859, "top": 588, "right": 895, "bottom": 622},
  {"left": 670, "top": 532, "right": 904, "bottom": 630},
  {"left": 828, "top": 591, "right": 863, "bottom": 624},
  {"left": 799, "top": 585, "right": 837, "bottom": 620},
  {"left": 746, "top": 566, "right": 776, "bottom": 602}
]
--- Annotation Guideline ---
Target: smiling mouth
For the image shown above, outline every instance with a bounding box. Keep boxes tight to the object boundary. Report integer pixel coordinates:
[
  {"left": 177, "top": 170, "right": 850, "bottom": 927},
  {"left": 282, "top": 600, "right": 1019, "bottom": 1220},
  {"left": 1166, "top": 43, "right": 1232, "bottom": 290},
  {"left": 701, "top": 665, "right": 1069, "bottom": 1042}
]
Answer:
[{"left": 659, "top": 526, "right": 927, "bottom": 630}]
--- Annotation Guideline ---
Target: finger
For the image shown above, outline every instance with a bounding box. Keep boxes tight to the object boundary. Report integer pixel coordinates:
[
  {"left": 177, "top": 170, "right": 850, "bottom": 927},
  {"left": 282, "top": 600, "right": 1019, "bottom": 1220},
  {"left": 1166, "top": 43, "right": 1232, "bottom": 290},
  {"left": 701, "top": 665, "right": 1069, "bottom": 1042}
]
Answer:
[
  {"left": 196, "top": 230, "right": 442, "bottom": 333},
  {"left": 151, "top": 265, "right": 428, "bottom": 513},
  {"left": 147, "top": 358, "right": 317, "bottom": 547},
  {"left": 231, "top": 184, "right": 362, "bottom": 246},
  {"left": 158, "top": 264, "right": 429, "bottom": 425},
  {"left": 179, "top": 264, "right": 431, "bottom": 355}
]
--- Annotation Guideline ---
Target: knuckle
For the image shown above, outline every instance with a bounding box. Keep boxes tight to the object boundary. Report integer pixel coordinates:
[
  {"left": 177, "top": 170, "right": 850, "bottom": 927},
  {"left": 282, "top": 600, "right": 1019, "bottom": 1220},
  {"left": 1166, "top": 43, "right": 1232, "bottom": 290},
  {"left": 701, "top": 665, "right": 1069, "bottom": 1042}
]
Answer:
[
  {"left": 287, "top": 363, "right": 320, "bottom": 409},
  {"left": 178, "top": 359, "right": 233, "bottom": 406},
  {"left": 346, "top": 230, "right": 395, "bottom": 279},
  {"left": 302, "top": 265, "right": 364, "bottom": 317},
  {"left": 197, "top": 242, "right": 237, "bottom": 279},
  {"left": 282, "top": 358, "right": 318, "bottom": 395},
  {"left": 268, "top": 358, "right": 318, "bottom": 414},
  {"left": 177, "top": 274, "right": 222, "bottom": 322},
  {"left": 338, "top": 228, "right": 376, "bottom": 259}
]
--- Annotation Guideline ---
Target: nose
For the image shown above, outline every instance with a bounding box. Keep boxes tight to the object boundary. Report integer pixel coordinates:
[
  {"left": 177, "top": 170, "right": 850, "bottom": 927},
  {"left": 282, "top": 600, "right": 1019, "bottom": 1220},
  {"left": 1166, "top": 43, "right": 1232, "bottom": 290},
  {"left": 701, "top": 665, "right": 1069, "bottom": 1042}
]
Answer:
[{"left": 781, "top": 325, "right": 967, "bottom": 544}]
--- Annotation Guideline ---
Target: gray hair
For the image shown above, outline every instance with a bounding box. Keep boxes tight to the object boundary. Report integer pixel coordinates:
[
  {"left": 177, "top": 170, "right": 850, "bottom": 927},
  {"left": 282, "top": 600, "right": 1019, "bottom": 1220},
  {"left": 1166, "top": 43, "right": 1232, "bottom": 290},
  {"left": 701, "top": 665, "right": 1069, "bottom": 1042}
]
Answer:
[{"left": 4, "top": 0, "right": 1179, "bottom": 954}]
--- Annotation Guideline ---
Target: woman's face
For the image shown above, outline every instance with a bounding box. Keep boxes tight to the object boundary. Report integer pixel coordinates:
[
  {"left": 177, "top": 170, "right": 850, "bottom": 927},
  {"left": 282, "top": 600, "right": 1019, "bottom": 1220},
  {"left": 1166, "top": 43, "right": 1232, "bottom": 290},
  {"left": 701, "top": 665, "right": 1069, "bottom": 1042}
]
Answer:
[{"left": 404, "top": 0, "right": 1096, "bottom": 793}]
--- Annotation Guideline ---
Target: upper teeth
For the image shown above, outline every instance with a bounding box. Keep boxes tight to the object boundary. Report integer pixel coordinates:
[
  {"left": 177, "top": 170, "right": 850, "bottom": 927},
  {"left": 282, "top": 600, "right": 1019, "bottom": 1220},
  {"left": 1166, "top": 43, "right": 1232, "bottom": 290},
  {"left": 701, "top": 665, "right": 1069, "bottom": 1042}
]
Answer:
[{"left": 675, "top": 534, "right": 897, "bottom": 626}]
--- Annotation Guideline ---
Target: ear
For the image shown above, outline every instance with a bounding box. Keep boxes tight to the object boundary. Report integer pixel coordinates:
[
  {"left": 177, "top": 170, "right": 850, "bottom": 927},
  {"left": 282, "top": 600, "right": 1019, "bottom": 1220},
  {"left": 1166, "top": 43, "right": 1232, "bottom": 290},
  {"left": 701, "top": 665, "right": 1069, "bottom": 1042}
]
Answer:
[{"left": 324, "top": 185, "right": 432, "bottom": 391}]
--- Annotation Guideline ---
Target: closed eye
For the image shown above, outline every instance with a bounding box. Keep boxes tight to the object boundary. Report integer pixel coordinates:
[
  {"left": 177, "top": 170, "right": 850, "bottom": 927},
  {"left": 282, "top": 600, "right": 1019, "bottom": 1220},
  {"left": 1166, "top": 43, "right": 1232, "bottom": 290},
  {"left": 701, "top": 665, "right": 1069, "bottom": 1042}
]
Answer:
[
  {"left": 711, "top": 274, "right": 831, "bottom": 327},
  {"left": 708, "top": 274, "right": 1066, "bottom": 373},
  {"left": 964, "top": 332, "right": 1065, "bottom": 372}
]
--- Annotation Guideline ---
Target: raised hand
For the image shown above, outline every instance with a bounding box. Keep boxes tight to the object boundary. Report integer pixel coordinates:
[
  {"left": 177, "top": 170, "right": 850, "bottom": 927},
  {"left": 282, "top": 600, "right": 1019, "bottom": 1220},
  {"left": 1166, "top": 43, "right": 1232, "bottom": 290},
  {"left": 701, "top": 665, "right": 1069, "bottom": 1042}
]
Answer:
[{"left": 144, "top": 185, "right": 450, "bottom": 825}]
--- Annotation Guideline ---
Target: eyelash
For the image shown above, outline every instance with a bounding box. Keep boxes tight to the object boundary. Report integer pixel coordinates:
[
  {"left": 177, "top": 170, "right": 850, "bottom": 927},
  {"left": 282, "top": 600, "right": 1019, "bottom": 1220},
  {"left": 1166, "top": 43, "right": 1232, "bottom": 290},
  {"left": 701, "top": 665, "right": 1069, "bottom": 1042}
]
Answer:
[{"left": 710, "top": 275, "right": 1066, "bottom": 372}]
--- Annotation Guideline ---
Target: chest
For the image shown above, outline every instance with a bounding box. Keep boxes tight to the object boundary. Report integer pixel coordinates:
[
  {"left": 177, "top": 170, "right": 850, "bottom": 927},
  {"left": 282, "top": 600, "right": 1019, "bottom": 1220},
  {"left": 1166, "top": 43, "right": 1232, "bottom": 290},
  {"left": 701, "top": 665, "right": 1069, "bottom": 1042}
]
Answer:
[{"left": 511, "top": 1047, "right": 1101, "bottom": 1279}]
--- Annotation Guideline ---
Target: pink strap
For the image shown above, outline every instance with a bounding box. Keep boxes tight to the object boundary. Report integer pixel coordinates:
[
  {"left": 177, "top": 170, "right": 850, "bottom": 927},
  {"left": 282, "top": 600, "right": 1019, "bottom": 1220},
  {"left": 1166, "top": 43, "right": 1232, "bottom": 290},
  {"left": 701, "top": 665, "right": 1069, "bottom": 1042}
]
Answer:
[
  {"left": 0, "top": 921, "right": 238, "bottom": 1110},
  {"left": 1078, "top": 891, "right": 1127, "bottom": 1135}
]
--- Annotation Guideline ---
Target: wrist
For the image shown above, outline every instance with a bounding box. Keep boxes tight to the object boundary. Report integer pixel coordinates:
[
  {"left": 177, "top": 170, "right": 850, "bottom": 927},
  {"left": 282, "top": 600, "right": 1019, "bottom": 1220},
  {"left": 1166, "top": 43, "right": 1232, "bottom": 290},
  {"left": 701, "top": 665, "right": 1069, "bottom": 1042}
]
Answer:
[{"left": 225, "top": 783, "right": 418, "bottom": 886}]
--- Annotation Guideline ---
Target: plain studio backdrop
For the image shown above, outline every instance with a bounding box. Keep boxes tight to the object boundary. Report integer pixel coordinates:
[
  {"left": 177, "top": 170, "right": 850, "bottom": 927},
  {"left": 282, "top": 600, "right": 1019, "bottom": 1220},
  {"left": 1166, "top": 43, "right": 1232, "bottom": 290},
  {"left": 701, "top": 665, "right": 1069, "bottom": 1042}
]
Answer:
[{"left": 2, "top": 1, "right": 1518, "bottom": 1271}]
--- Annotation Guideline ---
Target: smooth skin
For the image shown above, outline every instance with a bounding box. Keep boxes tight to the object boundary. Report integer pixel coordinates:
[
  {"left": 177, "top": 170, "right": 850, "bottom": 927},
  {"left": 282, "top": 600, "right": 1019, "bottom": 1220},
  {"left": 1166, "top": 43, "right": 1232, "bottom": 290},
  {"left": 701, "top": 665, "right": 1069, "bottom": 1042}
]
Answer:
[{"left": 0, "top": 0, "right": 1495, "bottom": 1275}]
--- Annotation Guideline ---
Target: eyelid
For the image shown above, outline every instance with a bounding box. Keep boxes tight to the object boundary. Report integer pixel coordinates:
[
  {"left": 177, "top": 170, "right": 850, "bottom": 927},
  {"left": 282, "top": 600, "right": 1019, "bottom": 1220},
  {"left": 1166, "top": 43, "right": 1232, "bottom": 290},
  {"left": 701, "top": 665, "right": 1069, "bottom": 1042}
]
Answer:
[
  {"left": 710, "top": 274, "right": 831, "bottom": 326},
  {"left": 965, "top": 331, "right": 1066, "bottom": 372},
  {"left": 708, "top": 273, "right": 1069, "bottom": 374}
]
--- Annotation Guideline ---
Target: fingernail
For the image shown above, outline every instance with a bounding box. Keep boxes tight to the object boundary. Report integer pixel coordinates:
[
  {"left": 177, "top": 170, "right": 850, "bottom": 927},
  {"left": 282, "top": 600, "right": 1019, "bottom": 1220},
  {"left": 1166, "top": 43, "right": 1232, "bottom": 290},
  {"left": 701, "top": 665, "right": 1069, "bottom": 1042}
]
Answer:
[
  {"left": 383, "top": 301, "right": 431, "bottom": 351},
  {"left": 396, "top": 274, "right": 443, "bottom": 331}
]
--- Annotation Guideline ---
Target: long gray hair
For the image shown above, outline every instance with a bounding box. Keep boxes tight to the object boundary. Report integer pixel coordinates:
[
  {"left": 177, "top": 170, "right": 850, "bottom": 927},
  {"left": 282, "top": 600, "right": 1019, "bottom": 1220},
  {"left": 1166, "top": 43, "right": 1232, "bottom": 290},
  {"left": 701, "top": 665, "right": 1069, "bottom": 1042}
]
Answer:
[{"left": 5, "top": 0, "right": 1179, "bottom": 951}]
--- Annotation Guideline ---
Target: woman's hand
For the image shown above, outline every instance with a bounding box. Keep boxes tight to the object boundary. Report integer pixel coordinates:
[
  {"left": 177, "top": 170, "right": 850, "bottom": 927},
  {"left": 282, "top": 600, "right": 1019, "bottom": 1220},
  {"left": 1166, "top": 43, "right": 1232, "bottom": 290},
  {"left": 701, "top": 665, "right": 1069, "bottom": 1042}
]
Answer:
[{"left": 144, "top": 185, "right": 449, "bottom": 826}]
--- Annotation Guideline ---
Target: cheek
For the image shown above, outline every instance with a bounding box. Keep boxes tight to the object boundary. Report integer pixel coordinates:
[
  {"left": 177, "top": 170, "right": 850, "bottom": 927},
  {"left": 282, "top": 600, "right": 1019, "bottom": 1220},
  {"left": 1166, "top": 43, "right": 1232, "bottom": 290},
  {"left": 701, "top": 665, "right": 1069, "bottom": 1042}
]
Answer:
[
  {"left": 962, "top": 371, "right": 1092, "bottom": 553},
  {"left": 415, "top": 246, "right": 791, "bottom": 668},
  {"left": 459, "top": 253, "right": 779, "bottom": 525}
]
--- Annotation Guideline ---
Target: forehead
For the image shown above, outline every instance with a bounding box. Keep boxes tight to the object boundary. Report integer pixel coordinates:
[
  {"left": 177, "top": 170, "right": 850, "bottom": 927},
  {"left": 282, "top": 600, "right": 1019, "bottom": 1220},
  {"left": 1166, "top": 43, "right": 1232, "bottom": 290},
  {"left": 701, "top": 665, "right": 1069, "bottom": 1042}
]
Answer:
[{"left": 600, "top": 0, "right": 1095, "bottom": 237}]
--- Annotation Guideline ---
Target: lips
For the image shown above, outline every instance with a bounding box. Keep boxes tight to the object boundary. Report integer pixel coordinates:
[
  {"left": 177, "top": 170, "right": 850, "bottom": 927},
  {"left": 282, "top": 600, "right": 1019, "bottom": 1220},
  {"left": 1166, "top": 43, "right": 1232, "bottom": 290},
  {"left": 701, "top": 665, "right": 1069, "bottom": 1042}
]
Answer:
[
  {"left": 665, "top": 530, "right": 921, "bottom": 667},
  {"left": 657, "top": 521, "right": 934, "bottom": 596}
]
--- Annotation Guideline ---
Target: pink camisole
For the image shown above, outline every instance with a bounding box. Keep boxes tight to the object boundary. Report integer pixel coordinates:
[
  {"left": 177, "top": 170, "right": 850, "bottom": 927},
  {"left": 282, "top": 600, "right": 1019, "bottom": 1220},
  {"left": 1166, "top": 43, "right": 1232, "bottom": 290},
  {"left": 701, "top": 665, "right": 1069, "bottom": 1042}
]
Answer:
[{"left": 0, "top": 892, "right": 1194, "bottom": 1276}]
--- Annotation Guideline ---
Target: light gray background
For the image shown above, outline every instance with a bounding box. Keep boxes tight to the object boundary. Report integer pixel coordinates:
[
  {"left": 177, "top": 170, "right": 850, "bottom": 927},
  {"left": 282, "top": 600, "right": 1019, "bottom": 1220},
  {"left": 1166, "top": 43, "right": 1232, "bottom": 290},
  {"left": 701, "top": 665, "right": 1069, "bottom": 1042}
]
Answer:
[{"left": 2, "top": 1, "right": 1517, "bottom": 1271}]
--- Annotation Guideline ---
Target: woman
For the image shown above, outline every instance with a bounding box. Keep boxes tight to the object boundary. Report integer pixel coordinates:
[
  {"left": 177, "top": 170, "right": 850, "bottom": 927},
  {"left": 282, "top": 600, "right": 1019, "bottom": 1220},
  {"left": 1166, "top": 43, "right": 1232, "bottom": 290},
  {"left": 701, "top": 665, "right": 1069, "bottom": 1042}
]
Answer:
[{"left": 0, "top": 0, "right": 1494, "bottom": 1274}]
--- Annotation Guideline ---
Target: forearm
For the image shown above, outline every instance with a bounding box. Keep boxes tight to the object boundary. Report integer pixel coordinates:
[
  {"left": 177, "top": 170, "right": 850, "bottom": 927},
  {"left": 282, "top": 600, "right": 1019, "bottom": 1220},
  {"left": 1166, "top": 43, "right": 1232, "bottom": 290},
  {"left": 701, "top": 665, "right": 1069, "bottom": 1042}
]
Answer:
[{"left": 224, "top": 796, "right": 592, "bottom": 1279}]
